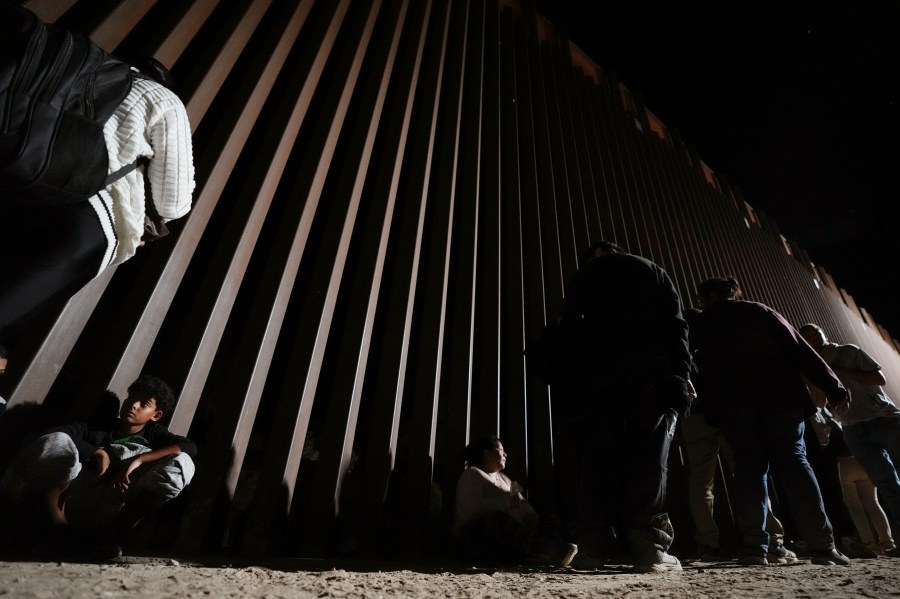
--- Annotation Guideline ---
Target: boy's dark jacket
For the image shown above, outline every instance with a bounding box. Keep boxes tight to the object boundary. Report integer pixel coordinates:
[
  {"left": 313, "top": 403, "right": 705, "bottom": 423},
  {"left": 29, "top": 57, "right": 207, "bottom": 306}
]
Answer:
[{"left": 49, "top": 421, "right": 198, "bottom": 462}]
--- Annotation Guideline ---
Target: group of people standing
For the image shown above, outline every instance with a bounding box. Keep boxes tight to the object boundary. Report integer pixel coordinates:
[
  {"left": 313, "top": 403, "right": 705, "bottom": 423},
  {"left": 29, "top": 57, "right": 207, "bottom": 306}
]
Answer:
[{"left": 453, "top": 241, "right": 900, "bottom": 572}]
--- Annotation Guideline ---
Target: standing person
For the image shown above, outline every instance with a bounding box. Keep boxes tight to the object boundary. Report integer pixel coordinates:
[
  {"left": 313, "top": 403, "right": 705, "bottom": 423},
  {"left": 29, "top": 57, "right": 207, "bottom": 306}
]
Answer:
[
  {"left": 452, "top": 435, "right": 578, "bottom": 567},
  {"left": 557, "top": 241, "right": 694, "bottom": 572},
  {"left": 694, "top": 277, "right": 851, "bottom": 566},
  {"left": 679, "top": 310, "right": 788, "bottom": 561},
  {"left": 0, "top": 48, "right": 195, "bottom": 342},
  {"left": 799, "top": 323, "right": 900, "bottom": 558},
  {"left": 805, "top": 406, "right": 888, "bottom": 557}
]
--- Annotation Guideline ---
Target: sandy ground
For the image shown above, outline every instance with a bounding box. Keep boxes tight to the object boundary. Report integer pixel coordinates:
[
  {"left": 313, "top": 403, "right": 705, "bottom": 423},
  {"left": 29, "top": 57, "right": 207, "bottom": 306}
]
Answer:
[{"left": 2, "top": 555, "right": 900, "bottom": 598}]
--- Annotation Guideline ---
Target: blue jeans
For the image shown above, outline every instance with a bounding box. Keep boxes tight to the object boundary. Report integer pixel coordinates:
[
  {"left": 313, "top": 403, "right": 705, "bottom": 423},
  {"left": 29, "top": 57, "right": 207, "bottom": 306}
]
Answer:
[
  {"left": 842, "top": 417, "right": 900, "bottom": 531},
  {"left": 680, "top": 411, "right": 785, "bottom": 549},
  {"left": 715, "top": 405, "right": 834, "bottom": 554}
]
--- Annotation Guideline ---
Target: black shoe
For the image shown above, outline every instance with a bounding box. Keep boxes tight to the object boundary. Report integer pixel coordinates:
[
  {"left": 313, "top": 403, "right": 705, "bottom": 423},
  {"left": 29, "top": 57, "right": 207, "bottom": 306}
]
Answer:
[
  {"left": 841, "top": 537, "right": 878, "bottom": 559},
  {"left": 809, "top": 548, "right": 851, "bottom": 566}
]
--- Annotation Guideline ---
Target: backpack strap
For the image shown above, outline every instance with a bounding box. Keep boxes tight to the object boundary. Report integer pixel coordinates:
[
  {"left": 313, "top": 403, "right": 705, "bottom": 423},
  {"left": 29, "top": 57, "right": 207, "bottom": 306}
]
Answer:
[{"left": 103, "top": 156, "right": 149, "bottom": 188}]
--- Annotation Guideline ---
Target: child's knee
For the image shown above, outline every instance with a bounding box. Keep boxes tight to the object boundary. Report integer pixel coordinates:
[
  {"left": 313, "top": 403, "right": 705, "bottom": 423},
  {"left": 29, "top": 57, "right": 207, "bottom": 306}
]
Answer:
[{"left": 133, "top": 453, "right": 195, "bottom": 499}]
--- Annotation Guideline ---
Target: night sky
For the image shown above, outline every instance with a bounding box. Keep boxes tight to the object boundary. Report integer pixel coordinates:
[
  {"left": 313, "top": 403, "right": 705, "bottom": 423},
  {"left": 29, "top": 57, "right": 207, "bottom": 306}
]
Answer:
[{"left": 534, "top": 1, "right": 900, "bottom": 339}]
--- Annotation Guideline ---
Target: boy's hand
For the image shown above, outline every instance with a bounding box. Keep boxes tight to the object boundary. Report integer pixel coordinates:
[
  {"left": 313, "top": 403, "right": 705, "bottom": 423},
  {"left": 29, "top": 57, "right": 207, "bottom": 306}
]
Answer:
[{"left": 112, "top": 458, "right": 143, "bottom": 492}]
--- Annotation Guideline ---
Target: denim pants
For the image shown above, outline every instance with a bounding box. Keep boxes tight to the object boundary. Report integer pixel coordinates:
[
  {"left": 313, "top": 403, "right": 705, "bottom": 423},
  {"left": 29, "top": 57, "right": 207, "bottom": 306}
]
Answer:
[
  {"left": 715, "top": 405, "right": 834, "bottom": 554},
  {"left": 680, "top": 411, "right": 785, "bottom": 549},
  {"left": 843, "top": 417, "right": 900, "bottom": 532}
]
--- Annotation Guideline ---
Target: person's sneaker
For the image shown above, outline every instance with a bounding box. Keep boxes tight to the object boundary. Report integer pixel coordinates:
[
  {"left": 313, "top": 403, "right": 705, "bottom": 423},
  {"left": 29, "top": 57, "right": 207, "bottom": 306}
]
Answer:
[
  {"left": 766, "top": 544, "right": 800, "bottom": 564},
  {"left": 737, "top": 549, "right": 768, "bottom": 566},
  {"left": 883, "top": 546, "right": 900, "bottom": 558},
  {"left": 549, "top": 542, "right": 579, "bottom": 567},
  {"left": 632, "top": 551, "right": 682, "bottom": 573},
  {"left": 841, "top": 537, "right": 878, "bottom": 559},
  {"left": 698, "top": 545, "right": 727, "bottom": 561},
  {"left": 810, "top": 548, "right": 852, "bottom": 565}
]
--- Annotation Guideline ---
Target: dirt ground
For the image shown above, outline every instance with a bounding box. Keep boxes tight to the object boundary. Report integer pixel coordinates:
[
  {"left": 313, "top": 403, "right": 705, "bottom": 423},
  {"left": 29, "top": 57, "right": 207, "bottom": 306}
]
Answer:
[{"left": 2, "top": 554, "right": 900, "bottom": 598}]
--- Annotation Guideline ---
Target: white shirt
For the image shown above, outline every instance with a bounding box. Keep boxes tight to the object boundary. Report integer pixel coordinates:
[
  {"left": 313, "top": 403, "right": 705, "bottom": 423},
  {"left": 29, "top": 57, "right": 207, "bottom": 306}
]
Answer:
[{"left": 90, "top": 74, "right": 195, "bottom": 270}]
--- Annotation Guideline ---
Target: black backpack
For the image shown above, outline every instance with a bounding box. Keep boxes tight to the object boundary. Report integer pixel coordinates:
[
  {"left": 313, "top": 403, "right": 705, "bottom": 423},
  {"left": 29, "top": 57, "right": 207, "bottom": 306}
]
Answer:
[{"left": 0, "top": 5, "right": 134, "bottom": 205}]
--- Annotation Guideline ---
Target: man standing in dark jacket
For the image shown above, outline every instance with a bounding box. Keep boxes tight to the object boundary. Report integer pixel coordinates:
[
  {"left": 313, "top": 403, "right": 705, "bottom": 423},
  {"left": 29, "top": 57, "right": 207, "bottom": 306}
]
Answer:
[
  {"left": 694, "top": 277, "right": 852, "bottom": 566},
  {"left": 559, "top": 241, "right": 693, "bottom": 572}
]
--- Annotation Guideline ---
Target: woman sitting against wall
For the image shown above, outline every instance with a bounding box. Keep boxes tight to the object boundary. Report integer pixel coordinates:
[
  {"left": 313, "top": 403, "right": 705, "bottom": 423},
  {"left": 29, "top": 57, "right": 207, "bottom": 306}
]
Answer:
[{"left": 452, "top": 434, "right": 577, "bottom": 567}]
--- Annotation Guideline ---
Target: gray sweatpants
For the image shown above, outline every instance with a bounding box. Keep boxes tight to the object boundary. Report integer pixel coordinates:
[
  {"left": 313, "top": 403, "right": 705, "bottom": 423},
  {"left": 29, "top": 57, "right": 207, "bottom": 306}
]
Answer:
[{"left": 1, "top": 432, "right": 194, "bottom": 530}]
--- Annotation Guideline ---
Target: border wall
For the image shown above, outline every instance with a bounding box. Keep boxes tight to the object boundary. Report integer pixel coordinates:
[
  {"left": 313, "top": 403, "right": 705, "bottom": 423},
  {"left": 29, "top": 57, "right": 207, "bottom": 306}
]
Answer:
[{"left": 4, "top": 0, "right": 898, "bottom": 558}]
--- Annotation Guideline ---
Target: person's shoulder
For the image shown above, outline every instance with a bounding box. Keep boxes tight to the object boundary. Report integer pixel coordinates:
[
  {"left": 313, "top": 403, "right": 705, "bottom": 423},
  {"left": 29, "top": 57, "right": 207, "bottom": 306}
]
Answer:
[
  {"left": 143, "top": 421, "right": 173, "bottom": 435},
  {"left": 836, "top": 343, "right": 861, "bottom": 352},
  {"left": 458, "top": 466, "right": 487, "bottom": 483},
  {"left": 132, "top": 76, "right": 185, "bottom": 108}
]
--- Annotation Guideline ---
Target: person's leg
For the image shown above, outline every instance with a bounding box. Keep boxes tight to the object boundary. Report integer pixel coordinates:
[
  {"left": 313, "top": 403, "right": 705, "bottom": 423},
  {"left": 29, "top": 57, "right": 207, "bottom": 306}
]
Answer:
[
  {"left": 680, "top": 412, "right": 722, "bottom": 551},
  {"left": 763, "top": 408, "right": 835, "bottom": 552},
  {"left": 764, "top": 499, "right": 786, "bottom": 547},
  {"left": 843, "top": 420, "right": 900, "bottom": 532},
  {"left": 619, "top": 393, "right": 680, "bottom": 569},
  {"left": 118, "top": 453, "right": 196, "bottom": 531},
  {"left": 717, "top": 410, "right": 770, "bottom": 559},
  {"left": 0, "top": 432, "right": 83, "bottom": 506},
  {"left": 0, "top": 432, "right": 83, "bottom": 557},
  {"left": 455, "top": 511, "right": 540, "bottom": 563},
  {"left": 838, "top": 456, "right": 878, "bottom": 545},
  {"left": 0, "top": 201, "right": 106, "bottom": 340},
  {"left": 571, "top": 409, "right": 622, "bottom": 561},
  {"left": 853, "top": 469, "right": 894, "bottom": 549}
]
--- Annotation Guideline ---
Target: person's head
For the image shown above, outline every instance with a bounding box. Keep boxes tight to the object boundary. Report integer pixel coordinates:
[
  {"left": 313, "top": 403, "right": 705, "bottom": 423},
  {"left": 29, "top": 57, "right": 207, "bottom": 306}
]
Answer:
[
  {"left": 799, "top": 323, "right": 828, "bottom": 350},
  {"left": 119, "top": 374, "right": 176, "bottom": 427},
  {"left": 0, "top": 343, "right": 7, "bottom": 378},
  {"left": 130, "top": 55, "right": 175, "bottom": 89},
  {"left": 696, "top": 277, "right": 742, "bottom": 309},
  {"left": 580, "top": 240, "right": 623, "bottom": 266},
  {"left": 464, "top": 434, "right": 507, "bottom": 473}
]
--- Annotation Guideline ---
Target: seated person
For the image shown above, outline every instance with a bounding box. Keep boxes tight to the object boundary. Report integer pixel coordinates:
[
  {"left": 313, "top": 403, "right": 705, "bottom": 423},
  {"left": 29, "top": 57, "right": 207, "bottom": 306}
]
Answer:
[
  {"left": 0, "top": 374, "right": 196, "bottom": 560},
  {"left": 452, "top": 434, "right": 577, "bottom": 567}
]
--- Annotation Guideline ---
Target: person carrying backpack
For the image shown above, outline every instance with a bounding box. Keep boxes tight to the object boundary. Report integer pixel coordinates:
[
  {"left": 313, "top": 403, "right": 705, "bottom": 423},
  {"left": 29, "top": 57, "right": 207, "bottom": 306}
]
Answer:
[{"left": 0, "top": 7, "right": 195, "bottom": 343}]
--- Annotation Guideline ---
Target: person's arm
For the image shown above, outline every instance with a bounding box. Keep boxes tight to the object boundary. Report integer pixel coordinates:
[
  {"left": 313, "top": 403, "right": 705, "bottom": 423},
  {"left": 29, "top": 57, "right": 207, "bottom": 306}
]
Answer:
[
  {"left": 832, "top": 347, "right": 886, "bottom": 385},
  {"left": 831, "top": 366, "right": 886, "bottom": 386},
  {"left": 146, "top": 89, "right": 195, "bottom": 221},
  {"left": 47, "top": 422, "right": 102, "bottom": 463},
  {"left": 775, "top": 311, "right": 849, "bottom": 408},
  {"left": 145, "top": 422, "right": 199, "bottom": 458},
  {"left": 657, "top": 269, "right": 692, "bottom": 380},
  {"left": 111, "top": 443, "right": 183, "bottom": 491}
]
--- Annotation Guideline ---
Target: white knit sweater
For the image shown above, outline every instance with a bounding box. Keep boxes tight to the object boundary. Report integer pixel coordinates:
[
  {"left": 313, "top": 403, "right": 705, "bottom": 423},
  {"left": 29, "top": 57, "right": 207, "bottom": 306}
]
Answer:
[{"left": 89, "top": 74, "right": 195, "bottom": 271}]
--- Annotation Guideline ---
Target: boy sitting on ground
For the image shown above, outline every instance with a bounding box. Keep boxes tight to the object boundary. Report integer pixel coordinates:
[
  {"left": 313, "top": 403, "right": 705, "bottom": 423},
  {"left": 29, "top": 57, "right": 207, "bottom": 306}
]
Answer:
[{"left": 0, "top": 374, "right": 196, "bottom": 560}]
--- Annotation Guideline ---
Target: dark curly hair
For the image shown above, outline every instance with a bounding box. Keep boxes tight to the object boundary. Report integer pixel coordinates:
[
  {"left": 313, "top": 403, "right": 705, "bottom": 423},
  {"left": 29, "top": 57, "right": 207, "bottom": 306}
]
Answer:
[
  {"left": 463, "top": 434, "right": 501, "bottom": 468},
  {"left": 127, "top": 374, "right": 176, "bottom": 415}
]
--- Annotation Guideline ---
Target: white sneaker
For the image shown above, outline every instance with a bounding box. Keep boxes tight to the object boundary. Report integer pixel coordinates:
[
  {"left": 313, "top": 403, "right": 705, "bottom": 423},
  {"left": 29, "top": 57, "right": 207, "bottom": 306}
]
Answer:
[{"left": 632, "top": 551, "right": 682, "bottom": 573}]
